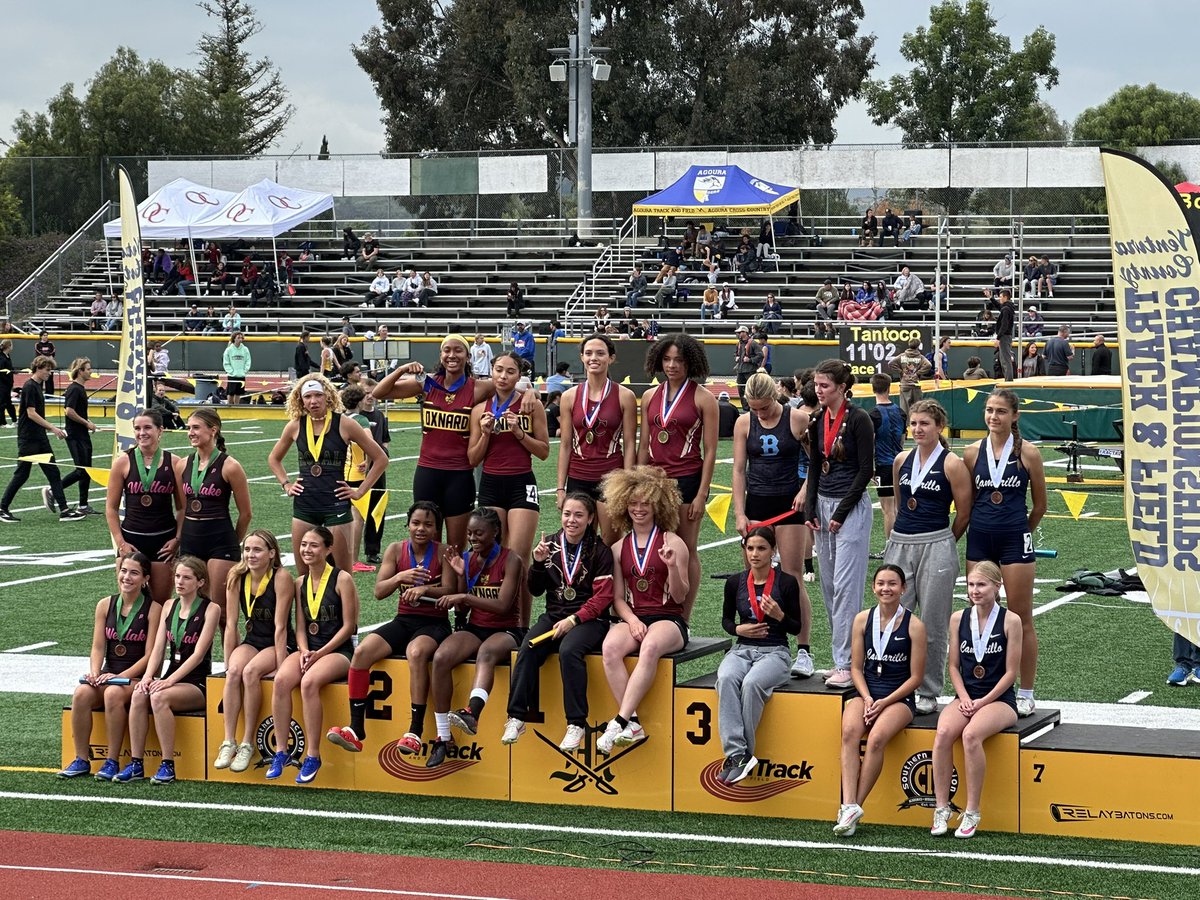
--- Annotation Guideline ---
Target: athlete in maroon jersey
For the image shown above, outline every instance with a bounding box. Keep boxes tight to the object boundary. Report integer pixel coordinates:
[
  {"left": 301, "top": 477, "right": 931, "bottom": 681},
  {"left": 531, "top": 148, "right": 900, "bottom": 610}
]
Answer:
[
  {"left": 637, "top": 333, "right": 718, "bottom": 615},
  {"left": 555, "top": 334, "right": 637, "bottom": 545},
  {"left": 596, "top": 466, "right": 691, "bottom": 754}
]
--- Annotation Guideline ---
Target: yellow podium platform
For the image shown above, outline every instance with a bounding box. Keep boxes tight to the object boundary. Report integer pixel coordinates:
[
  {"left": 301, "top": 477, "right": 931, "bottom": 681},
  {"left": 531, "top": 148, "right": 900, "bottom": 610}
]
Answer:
[
  {"left": 1020, "top": 724, "right": 1200, "bottom": 845},
  {"left": 672, "top": 672, "right": 849, "bottom": 819},
  {"left": 508, "top": 637, "right": 728, "bottom": 811},
  {"left": 60, "top": 708, "right": 207, "bottom": 781},
  {"left": 864, "top": 705, "right": 1059, "bottom": 833}
]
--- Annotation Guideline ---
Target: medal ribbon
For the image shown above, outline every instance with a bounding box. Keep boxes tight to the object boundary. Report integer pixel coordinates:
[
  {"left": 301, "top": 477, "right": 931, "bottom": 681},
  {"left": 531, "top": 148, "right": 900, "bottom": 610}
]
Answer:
[
  {"left": 404, "top": 540, "right": 434, "bottom": 585},
  {"left": 168, "top": 598, "right": 190, "bottom": 652},
  {"left": 305, "top": 565, "right": 333, "bottom": 624},
  {"left": 908, "top": 443, "right": 944, "bottom": 498},
  {"left": 242, "top": 572, "right": 271, "bottom": 620},
  {"left": 490, "top": 390, "right": 516, "bottom": 419},
  {"left": 658, "top": 380, "right": 689, "bottom": 432},
  {"left": 464, "top": 543, "right": 502, "bottom": 594},
  {"left": 629, "top": 525, "right": 659, "bottom": 579},
  {"left": 305, "top": 415, "right": 330, "bottom": 468},
  {"left": 188, "top": 451, "right": 219, "bottom": 502},
  {"left": 746, "top": 567, "right": 776, "bottom": 622},
  {"left": 578, "top": 378, "right": 611, "bottom": 432},
  {"left": 871, "top": 605, "right": 904, "bottom": 669},
  {"left": 135, "top": 447, "right": 163, "bottom": 495},
  {"left": 424, "top": 372, "right": 468, "bottom": 399},
  {"left": 559, "top": 533, "right": 583, "bottom": 588},
  {"left": 969, "top": 603, "right": 1001, "bottom": 668},
  {"left": 823, "top": 401, "right": 848, "bottom": 460},
  {"left": 985, "top": 434, "right": 1014, "bottom": 492},
  {"left": 115, "top": 595, "right": 143, "bottom": 641}
]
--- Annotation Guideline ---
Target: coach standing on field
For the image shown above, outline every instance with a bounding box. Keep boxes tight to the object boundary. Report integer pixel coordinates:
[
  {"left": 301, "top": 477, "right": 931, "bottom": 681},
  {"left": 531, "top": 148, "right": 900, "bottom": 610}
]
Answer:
[{"left": 1044, "top": 325, "right": 1074, "bottom": 376}]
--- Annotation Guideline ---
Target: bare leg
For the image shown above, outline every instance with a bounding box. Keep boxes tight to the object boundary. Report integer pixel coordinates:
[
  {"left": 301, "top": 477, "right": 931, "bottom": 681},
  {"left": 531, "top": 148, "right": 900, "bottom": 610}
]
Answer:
[
  {"left": 406, "top": 636, "right": 438, "bottom": 707},
  {"left": 616, "top": 621, "right": 683, "bottom": 719},
  {"left": 444, "top": 512, "right": 471, "bottom": 555},
  {"left": 330, "top": 522, "right": 353, "bottom": 573},
  {"left": 271, "top": 653, "right": 303, "bottom": 751},
  {"left": 932, "top": 703, "right": 970, "bottom": 807},
  {"left": 1001, "top": 561, "right": 1037, "bottom": 691},
  {"left": 775, "top": 523, "right": 813, "bottom": 645},
  {"left": 69, "top": 684, "right": 102, "bottom": 760},
  {"left": 960, "top": 702, "right": 1017, "bottom": 811},
  {"left": 839, "top": 698, "right": 867, "bottom": 803},
  {"left": 238, "top": 646, "right": 279, "bottom": 745},
  {"left": 430, "top": 631, "right": 481, "bottom": 712},
  {"left": 127, "top": 691, "right": 152, "bottom": 757},
  {"left": 290, "top": 519, "right": 311, "bottom": 579},
  {"left": 150, "top": 683, "right": 205, "bottom": 760},
  {"left": 676, "top": 502, "right": 702, "bottom": 609},
  {"left": 222, "top": 643, "right": 258, "bottom": 743},
  {"left": 102, "top": 684, "right": 135, "bottom": 760},
  {"left": 600, "top": 623, "right": 639, "bottom": 708},
  {"left": 148, "top": 560, "right": 173, "bottom": 605},
  {"left": 208, "top": 559, "right": 235, "bottom": 635},
  {"left": 472, "top": 633, "right": 518, "bottom": 695},
  {"left": 298, "top": 653, "right": 351, "bottom": 761},
  {"left": 856, "top": 703, "right": 913, "bottom": 804}
]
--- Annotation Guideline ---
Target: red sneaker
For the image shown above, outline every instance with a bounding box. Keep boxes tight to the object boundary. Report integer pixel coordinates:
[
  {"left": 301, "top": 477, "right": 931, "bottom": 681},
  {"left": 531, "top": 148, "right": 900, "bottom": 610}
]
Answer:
[
  {"left": 397, "top": 732, "right": 422, "bottom": 755},
  {"left": 326, "top": 726, "right": 362, "bottom": 752},
  {"left": 352, "top": 562, "right": 377, "bottom": 573}
]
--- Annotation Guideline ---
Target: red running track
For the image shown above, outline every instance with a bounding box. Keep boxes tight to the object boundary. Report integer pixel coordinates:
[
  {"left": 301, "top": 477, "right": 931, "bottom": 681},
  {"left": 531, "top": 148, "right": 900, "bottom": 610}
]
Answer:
[{"left": 1, "top": 830, "right": 1011, "bottom": 899}]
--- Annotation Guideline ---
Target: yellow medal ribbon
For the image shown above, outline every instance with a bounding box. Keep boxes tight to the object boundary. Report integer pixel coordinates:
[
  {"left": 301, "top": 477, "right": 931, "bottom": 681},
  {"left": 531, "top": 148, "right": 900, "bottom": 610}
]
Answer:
[
  {"left": 305, "top": 565, "right": 333, "bottom": 625},
  {"left": 305, "top": 415, "right": 330, "bottom": 467},
  {"left": 242, "top": 571, "right": 271, "bottom": 620}
]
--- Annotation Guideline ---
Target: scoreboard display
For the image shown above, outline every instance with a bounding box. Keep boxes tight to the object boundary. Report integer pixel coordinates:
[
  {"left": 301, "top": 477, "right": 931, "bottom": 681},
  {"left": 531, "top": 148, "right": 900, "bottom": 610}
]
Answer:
[{"left": 839, "top": 324, "right": 932, "bottom": 378}]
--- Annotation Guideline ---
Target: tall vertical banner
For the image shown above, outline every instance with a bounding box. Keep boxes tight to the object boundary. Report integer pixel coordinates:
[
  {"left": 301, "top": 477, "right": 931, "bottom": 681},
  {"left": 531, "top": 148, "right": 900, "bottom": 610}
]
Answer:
[
  {"left": 1100, "top": 149, "right": 1200, "bottom": 647},
  {"left": 114, "top": 167, "right": 147, "bottom": 456}
]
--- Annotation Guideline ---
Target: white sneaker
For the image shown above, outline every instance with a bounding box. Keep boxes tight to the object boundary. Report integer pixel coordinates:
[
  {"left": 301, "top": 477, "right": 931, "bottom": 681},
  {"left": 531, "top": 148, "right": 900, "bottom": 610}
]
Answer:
[
  {"left": 833, "top": 803, "right": 864, "bottom": 836},
  {"left": 790, "top": 648, "right": 815, "bottom": 678},
  {"left": 954, "top": 810, "right": 981, "bottom": 839},
  {"left": 803, "top": 570, "right": 815, "bottom": 582},
  {"left": 931, "top": 806, "right": 953, "bottom": 837},
  {"left": 596, "top": 719, "right": 623, "bottom": 755},
  {"left": 500, "top": 717, "right": 525, "bottom": 745},
  {"left": 914, "top": 695, "right": 938, "bottom": 716},
  {"left": 614, "top": 721, "right": 646, "bottom": 747},
  {"left": 824, "top": 668, "right": 853, "bottom": 689},
  {"left": 213, "top": 739, "right": 236, "bottom": 769},
  {"left": 559, "top": 724, "right": 586, "bottom": 751},
  {"left": 230, "top": 742, "right": 255, "bottom": 773},
  {"left": 1016, "top": 695, "right": 1036, "bottom": 717}
]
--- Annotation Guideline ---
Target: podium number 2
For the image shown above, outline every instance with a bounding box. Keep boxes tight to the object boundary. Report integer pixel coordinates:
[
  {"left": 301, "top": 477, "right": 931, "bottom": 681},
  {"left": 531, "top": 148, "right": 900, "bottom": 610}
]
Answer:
[{"left": 686, "top": 701, "right": 711, "bottom": 745}]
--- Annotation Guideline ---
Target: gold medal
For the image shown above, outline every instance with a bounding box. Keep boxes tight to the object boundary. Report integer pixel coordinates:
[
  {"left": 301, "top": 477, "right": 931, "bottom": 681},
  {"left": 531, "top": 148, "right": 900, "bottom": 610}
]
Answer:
[
  {"left": 310, "top": 464, "right": 323, "bottom": 477},
  {"left": 113, "top": 643, "right": 127, "bottom": 658},
  {"left": 635, "top": 577, "right": 649, "bottom": 592},
  {"left": 821, "top": 460, "right": 830, "bottom": 474},
  {"left": 445, "top": 393, "right": 456, "bottom": 404},
  {"left": 190, "top": 499, "right": 202, "bottom": 513},
  {"left": 973, "top": 664, "right": 986, "bottom": 679},
  {"left": 308, "top": 621, "right": 320, "bottom": 635},
  {"left": 907, "top": 497, "right": 917, "bottom": 511},
  {"left": 563, "top": 586, "right": 576, "bottom": 601},
  {"left": 990, "top": 490, "right": 1003, "bottom": 504},
  {"left": 139, "top": 494, "right": 153, "bottom": 507},
  {"left": 657, "top": 429, "right": 670, "bottom": 444},
  {"left": 584, "top": 430, "right": 595, "bottom": 444}
]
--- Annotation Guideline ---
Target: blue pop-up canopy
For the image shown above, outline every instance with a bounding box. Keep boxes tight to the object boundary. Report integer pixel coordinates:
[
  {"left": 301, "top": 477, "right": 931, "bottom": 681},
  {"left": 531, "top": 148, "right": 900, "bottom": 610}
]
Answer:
[{"left": 633, "top": 164, "right": 799, "bottom": 217}]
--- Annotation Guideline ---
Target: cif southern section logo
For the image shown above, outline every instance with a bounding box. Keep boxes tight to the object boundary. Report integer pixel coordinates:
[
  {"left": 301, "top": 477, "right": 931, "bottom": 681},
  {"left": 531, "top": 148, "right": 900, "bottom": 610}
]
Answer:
[
  {"left": 378, "top": 739, "right": 482, "bottom": 780},
  {"left": 699, "top": 757, "right": 813, "bottom": 802},
  {"left": 254, "top": 715, "right": 305, "bottom": 769},
  {"left": 534, "top": 724, "right": 646, "bottom": 795},
  {"left": 898, "top": 751, "right": 958, "bottom": 810}
]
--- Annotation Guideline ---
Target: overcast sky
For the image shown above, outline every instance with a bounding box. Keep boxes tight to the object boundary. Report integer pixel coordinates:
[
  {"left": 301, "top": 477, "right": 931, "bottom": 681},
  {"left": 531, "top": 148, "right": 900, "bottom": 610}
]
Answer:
[{"left": 1, "top": 1, "right": 1195, "bottom": 157}]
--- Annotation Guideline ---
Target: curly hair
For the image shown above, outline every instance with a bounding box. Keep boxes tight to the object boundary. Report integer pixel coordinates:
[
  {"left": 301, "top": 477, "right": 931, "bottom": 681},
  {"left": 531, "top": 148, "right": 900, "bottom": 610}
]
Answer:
[
  {"left": 643, "top": 332, "right": 710, "bottom": 380},
  {"left": 285, "top": 374, "right": 344, "bottom": 420},
  {"left": 601, "top": 465, "right": 682, "bottom": 534}
]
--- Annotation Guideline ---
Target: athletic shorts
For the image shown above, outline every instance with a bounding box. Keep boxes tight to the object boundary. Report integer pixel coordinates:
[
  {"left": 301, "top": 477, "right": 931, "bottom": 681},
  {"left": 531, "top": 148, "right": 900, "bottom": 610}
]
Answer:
[
  {"left": 459, "top": 622, "right": 526, "bottom": 646},
  {"left": 638, "top": 613, "right": 689, "bottom": 647},
  {"left": 413, "top": 465, "right": 476, "bottom": 518},
  {"left": 875, "top": 463, "right": 896, "bottom": 499},
  {"left": 744, "top": 492, "right": 804, "bottom": 527},
  {"left": 868, "top": 680, "right": 916, "bottom": 715},
  {"left": 180, "top": 518, "right": 240, "bottom": 562},
  {"left": 293, "top": 499, "right": 353, "bottom": 528},
  {"left": 309, "top": 638, "right": 355, "bottom": 661},
  {"left": 478, "top": 471, "right": 540, "bottom": 512},
  {"left": 227, "top": 379, "right": 245, "bottom": 397},
  {"left": 966, "top": 527, "right": 1034, "bottom": 566},
  {"left": 566, "top": 476, "right": 603, "bottom": 502},
  {"left": 674, "top": 471, "right": 702, "bottom": 505},
  {"left": 121, "top": 527, "right": 175, "bottom": 561},
  {"left": 374, "top": 615, "right": 452, "bottom": 656}
]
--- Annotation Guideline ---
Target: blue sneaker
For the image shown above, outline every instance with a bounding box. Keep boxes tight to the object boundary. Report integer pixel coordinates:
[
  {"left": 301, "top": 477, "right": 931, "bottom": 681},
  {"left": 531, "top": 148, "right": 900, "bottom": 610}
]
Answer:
[
  {"left": 295, "top": 755, "right": 322, "bottom": 784},
  {"left": 150, "top": 761, "right": 176, "bottom": 785},
  {"left": 57, "top": 757, "right": 91, "bottom": 779},
  {"left": 94, "top": 758, "right": 119, "bottom": 782},
  {"left": 1193, "top": 666, "right": 1200, "bottom": 685},
  {"left": 114, "top": 759, "right": 144, "bottom": 783},
  {"left": 1168, "top": 664, "right": 1191, "bottom": 686},
  {"left": 265, "top": 750, "right": 290, "bottom": 780}
]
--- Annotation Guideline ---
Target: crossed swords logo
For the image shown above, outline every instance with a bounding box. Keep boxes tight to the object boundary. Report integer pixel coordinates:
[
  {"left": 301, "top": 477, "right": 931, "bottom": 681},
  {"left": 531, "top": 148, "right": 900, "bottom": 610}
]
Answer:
[{"left": 534, "top": 725, "right": 645, "bottom": 795}]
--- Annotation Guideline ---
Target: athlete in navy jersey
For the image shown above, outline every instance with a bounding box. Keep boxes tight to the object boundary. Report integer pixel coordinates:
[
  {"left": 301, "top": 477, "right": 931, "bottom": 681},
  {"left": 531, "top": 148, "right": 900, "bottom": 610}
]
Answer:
[
  {"left": 835, "top": 565, "right": 927, "bottom": 837},
  {"left": 962, "top": 388, "right": 1045, "bottom": 717},
  {"left": 930, "top": 561, "right": 1021, "bottom": 840}
]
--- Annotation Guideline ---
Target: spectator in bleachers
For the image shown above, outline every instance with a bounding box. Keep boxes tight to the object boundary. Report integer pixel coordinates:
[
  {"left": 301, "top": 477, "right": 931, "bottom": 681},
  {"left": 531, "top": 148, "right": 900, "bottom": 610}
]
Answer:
[
  {"left": 815, "top": 280, "right": 838, "bottom": 338},
  {"left": 1021, "top": 341, "right": 1045, "bottom": 379},
  {"left": 1022, "top": 305, "right": 1045, "bottom": 338},
  {"left": 627, "top": 318, "right": 647, "bottom": 340},
  {"left": 1022, "top": 255, "right": 1041, "bottom": 296},
  {"left": 358, "top": 233, "right": 380, "bottom": 269},
  {"left": 859, "top": 209, "right": 878, "bottom": 247},
  {"left": 365, "top": 268, "right": 391, "bottom": 308},
  {"left": 900, "top": 214, "right": 922, "bottom": 242},
  {"left": 297, "top": 240, "right": 316, "bottom": 264},
  {"left": 1036, "top": 256, "right": 1058, "bottom": 299},
  {"left": 470, "top": 333, "right": 493, "bottom": 377},
  {"left": 1090, "top": 334, "right": 1112, "bottom": 376},
  {"left": 624, "top": 264, "right": 647, "bottom": 307},
  {"left": 700, "top": 286, "right": 720, "bottom": 320},
  {"left": 757, "top": 219, "right": 775, "bottom": 259},
  {"left": 654, "top": 267, "right": 678, "bottom": 308},
  {"left": 1044, "top": 324, "right": 1074, "bottom": 376},
  {"left": 175, "top": 259, "right": 196, "bottom": 295},
  {"left": 152, "top": 249, "right": 173, "bottom": 282},
  {"left": 840, "top": 283, "right": 882, "bottom": 321},
  {"left": 645, "top": 316, "right": 661, "bottom": 340},
  {"left": 221, "top": 306, "right": 242, "bottom": 334},
  {"left": 760, "top": 291, "right": 783, "bottom": 334},
  {"left": 87, "top": 291, "right": 106, "bottom": 331},
  {"left": 506, "top": 281, "right": 525, "bottom": 317},
  {"left": 892, "top": 266, "right": 928, "bottom": 311},
  {"left": 278, "top": 252, "right": 294, "bottom": 290},
  {"left": 592, "top": 304, "right": 611, "bottom": 333},
  {"left": 342, "top": 226, "right": 361, "bottom": 260},
  {"left": 236, "top": 257, "right": 258, "bottom": 296},
  {"left": 717, "top": 284, "right": 738, "bottom": 318},
  {"left": 202, "top": 305, "right": 219, "bottom": 335},
  {"left": 992, "top": 289, "right": 1016, "bottom": 381},
  {"left": 206, "top": 261, "right": 232, "bottom": 296},
  {"left": 341, "top": 315, "right": 356, "bottom": 337},
  {"left": 392, "top": 268, "right": 420, "bottom": 307},
  {"left": 656, "top": 243, "right": 684, "bottom": 282},
  {"left": 733, "top": 234, "right": 754, "bottom": 282},
  {"left": 389, "top": 269, "right": 406, "bottom": 306},
  {"left": 973, "top": 305, "right": 996, "bottom": 338},
  {"left": 294, "top": 331, "right": 317, "bottom": 377},
  {"left": 881, "top": 208, "right": 902, "bottom": 246},
  {"left": 205, "top": 241, "right": 222, "bottom": 271},
  {"left": 695, "top": 224, "right": 712, "bottom": 259},
  {"left": 183, "top": 304, "right": 205, "bottom": 333},
  {"left": 416, "top": 271, "right": 439, "bottom": 306},
  {"left": 992, "top": 253, "right": 1015, "bottom": 289},
  {"left": 250, "top": 263, "right": 277, "bottom": 307}
]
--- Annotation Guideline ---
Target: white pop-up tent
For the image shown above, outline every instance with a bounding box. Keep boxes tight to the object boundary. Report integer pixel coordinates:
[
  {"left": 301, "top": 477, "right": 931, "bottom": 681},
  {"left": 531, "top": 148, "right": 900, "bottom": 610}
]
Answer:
[{"left": 190, "top": 178, "right": 335, "bottom": 239}]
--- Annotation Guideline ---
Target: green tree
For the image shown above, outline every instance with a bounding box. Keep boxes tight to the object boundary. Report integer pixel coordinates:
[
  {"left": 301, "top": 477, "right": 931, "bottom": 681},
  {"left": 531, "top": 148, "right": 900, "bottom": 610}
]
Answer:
[
  {"left": 195, "top": 0, "right": 295, "bottom": 154},
  {"left": 864, "top": 0, "right": 1057, "bottom": 144},
  {"left": 1074, "top": 84, "right": 1200, "bottom": 149}
]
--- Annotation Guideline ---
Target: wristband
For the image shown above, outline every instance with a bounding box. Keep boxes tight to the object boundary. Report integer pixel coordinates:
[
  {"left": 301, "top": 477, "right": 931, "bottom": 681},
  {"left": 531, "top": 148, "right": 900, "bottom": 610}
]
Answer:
[{"left": 556, "top": 487, "right": 566, "bottom": 492}]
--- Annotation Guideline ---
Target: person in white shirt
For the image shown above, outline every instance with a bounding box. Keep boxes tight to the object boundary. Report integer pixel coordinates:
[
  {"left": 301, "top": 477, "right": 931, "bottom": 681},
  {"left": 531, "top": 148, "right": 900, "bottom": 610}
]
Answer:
[
  {"left": 992, "top": 254, "right": 1015, "bottom": 288},
  {"left": 416, "top": 272, "right": 439, "bottom": 307},
  {"left": 470, "top": 334, "right": 494, "bottom": 377},
  {"left": 366, "top": 269, "right": 391, "bottom": 308},
  {"left": 389, "top": 270, "right": 406, "bottom": 307},
  {"left": 717, "top": 285, "right": 737, "bottom": 318}
]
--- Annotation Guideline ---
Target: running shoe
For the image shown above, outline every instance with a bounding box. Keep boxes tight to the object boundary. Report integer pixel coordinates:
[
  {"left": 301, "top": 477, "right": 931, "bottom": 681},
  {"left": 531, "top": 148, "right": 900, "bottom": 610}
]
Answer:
[
  {"left": 0, "top": 509, "right": 20, "bottom": 523},
  {"left": 596, "top": 720, "right": 623, "bottom": 755},
  {"left": 717, "top": 755, "right": 739, "bottom": 783},
  {"left": 351, "top": 561, "right": 376, "bottom": 573},
  {"left": 78, "top": 505, "right": 103, "bottom": 516},
  {"left": 150, "top": 761, "right": 176, "bottom": 785},
  {"left": 57, "top": 757, "right": 91, "bottom": 779},
  {"left": 1168, "top": 665, "right": 1191, "bottom": 686},
  {"left": 94, "top": 758, "right": 119, "bottom": 782},
  {"left": 559, "top": 725, "right": 586, "bottom": 752},
  {"left": 396, "top": 733, "right": 422, "bottom": 755},
  {"left": 1193, "top": 666, "right": 1200, "bottom": 685},
  {"left": 366, "top": 554, "right": 382, "bottom": 565},
  {"left": 790, "top": 648, "right": 815, "bottom": 678},
  {"left": 59, "top": 508, "right": 88, "bottom": 521},
  {"left": 914, "top": 695, "right": 939, "bottom": 716},
  {"left": 614, "top": 721, "right": 646, "bottom": 747},
  {"left": 930, "top": 806, "right": 953, "bottom": 836},
  {"left": 833, "top": 803, "right": 864, "bottom": 837},
  {"left": 213, "top": 739, "right": 237, "bottom": 769},
  {"left": 802, "top": 571, "right": 815, "bottom": 583},
  {"left": 724, "top": 754, "right": 758, "bottom": 785},
  {"left": 41, "top": 486, "right": 57, "bottom": 513},
  {"left": 295, "top": 756, "right": 322, "bottom": 784},
  {"left": 326, "top": 725, "right": 362, "bottom": 752},
  {"left": 265, "top": 750, "right": 290, "bottom": 779},
  {"left": 500, "top": 718, "right": 526, "bottom": 745},
  {"left": 425, "top": 738, "right": 453, "bottom": 769},
  {"left": 954, "top": 810, "right": 981, "bottom": 839},
  {"left": 230, "top": 742, "right": 255, "bottom": 773},
  {"left": 114, "top": 760, "right": 144, "bottom": 783},
  {"left": 1016, "top": 695, "right": 1036, "bottom": 717},
  {"left": 448, "top": 707, "right": 478, "bottom": 735},
  {"left": 824, "top": 668, "right": 853, "bottom": 689}
]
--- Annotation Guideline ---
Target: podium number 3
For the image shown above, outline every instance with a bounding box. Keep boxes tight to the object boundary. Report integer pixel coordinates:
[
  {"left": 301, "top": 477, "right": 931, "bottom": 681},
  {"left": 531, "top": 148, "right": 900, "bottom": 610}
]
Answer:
[{"left": 686, "top": 701, "right": 711, "bottom": 745}]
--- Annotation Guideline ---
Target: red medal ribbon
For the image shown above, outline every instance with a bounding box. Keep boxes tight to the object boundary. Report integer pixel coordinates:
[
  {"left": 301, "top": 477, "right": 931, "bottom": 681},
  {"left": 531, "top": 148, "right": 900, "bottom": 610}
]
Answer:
[
  {"left": 823, "top": 401, "right": 848, "bottom": 461},
  {"left": 746, "top": 568, "right": 776, "bottom": 622}
]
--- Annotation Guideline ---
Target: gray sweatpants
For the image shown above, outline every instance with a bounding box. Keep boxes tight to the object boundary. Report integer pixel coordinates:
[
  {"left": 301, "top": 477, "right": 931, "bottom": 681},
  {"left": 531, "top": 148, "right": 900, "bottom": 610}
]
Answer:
[
  {"left": 883, "top": 527, "right": 960, "bottom": 700},
  {"left": 815, "top": 492, "right": 873, "bottom": 670},
  {"left": 716, "top": 644, "right": 793, "bottom": 758}
]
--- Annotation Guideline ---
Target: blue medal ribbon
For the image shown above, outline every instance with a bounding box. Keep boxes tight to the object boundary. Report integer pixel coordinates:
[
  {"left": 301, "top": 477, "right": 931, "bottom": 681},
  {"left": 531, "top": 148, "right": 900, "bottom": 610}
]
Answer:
[
  {"left": 464, "top": 543, "right": 502, "bottom": 594},
  {"left": 405, "top": 540, "right": 435, "bottom": 585}
]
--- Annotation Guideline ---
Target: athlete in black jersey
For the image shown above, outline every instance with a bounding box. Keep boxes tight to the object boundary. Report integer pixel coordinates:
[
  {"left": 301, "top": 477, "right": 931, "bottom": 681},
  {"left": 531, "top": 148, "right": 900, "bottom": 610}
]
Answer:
[{"left": 59, "top": 553, "right": 164, "bottom": 779}]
